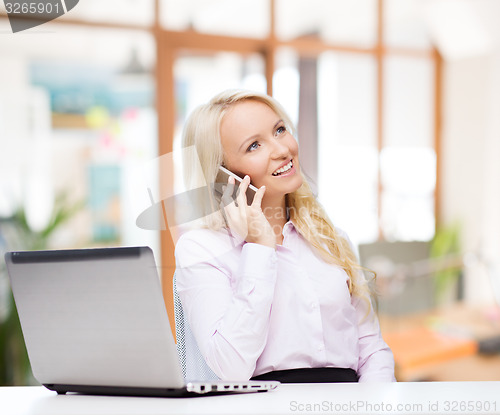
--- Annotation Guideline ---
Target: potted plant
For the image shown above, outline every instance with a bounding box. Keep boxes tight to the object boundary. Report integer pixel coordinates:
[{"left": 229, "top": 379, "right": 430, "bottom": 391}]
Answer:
[{"left": 430, "top": 222, "right": 463, "bottom": 306}]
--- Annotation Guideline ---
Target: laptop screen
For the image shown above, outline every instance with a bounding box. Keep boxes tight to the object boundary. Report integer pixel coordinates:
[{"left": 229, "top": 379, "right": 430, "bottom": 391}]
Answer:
[{"left": 6, "top": 247, "right": 185, "bottom": 390}]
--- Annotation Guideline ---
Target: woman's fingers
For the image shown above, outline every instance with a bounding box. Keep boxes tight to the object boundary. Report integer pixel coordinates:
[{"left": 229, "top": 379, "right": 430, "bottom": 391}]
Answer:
[
  {"left": 219, "top": 173, "right": 274, "bottom": 247},
  {"left": 236, "top": 175, "right": 250, "bottom": 213},
  {"left": 251, "top": 185, "right": 266, "bottom": 208},
  {"left": 222, "top": 176, "right": 236, "bottom": 207},
  {"left": 220, "top": 175, "right": 248, "bottom": 239},
  {"left": 221, "top": 177, "right": 237, "bottom": 224}
]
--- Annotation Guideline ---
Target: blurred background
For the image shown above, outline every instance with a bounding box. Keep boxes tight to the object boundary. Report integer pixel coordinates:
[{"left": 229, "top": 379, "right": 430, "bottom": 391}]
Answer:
[{"left": 1, "top": 0, "right": 500, "bottom": 383}]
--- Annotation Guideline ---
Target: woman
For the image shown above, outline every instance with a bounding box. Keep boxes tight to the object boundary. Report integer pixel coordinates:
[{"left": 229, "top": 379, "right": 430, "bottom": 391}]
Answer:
[{"left": 174, "top": 89, "right": 395, "bottom": 383}]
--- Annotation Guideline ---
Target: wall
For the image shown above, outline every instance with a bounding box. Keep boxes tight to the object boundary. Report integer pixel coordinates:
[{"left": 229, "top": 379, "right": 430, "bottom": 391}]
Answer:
[{"left": 438, "top": 0, "right": 500, "bottom": 304}]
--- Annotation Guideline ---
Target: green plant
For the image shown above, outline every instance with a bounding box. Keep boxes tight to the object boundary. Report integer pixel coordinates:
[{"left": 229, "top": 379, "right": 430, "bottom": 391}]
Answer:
[
  {"left": 0, "top": 290, "right": 31, "bottom": 386},
  {"left": 10, "top": 191, "right": 85, "bottom": 250},
  {"left": 430, "top": 221, "right": 462, "bottom": 305},
  {"left": 0, "top": 191, "right": 84, "bottom": 385}
]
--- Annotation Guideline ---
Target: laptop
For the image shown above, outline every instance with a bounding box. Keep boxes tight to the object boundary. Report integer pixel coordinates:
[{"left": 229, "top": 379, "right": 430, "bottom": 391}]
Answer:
[{"left": 4, "top": 246, "right": 279, "bottom": 397}]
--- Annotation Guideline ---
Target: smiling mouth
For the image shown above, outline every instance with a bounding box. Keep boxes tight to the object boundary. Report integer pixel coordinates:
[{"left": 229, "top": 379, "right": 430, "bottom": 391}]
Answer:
[{"left": 272, "top": 160, "right": 293, "bottom": 176}]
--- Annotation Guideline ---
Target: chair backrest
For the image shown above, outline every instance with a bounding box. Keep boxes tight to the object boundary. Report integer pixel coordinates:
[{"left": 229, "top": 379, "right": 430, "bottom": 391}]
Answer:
[{"left": 172, "top": 273, "right": 219, "bottom": 381}]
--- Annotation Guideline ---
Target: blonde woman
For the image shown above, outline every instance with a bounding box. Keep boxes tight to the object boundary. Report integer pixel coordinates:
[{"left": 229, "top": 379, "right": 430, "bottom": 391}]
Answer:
[{"left": 174, "top": 89, "right": 395, "bottom": 383}]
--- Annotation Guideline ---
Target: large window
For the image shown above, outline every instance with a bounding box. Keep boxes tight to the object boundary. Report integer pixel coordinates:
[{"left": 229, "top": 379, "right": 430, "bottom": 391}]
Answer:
[
  {"left": 381, "top": 56, "right": 435, "bottom": 241},
  {"left": 317, "top": 52, "right": 379, "bottom": 244}
]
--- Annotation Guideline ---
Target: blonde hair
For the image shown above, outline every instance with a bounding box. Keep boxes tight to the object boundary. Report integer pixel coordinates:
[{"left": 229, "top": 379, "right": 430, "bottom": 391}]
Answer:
[{"left": 181, "top": 89, "right": 373, "bottom": 302}]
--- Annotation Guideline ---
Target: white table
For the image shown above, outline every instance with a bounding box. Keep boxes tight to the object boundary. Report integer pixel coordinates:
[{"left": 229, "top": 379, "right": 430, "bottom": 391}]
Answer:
[{"left": 1, "top": 383, "right": 500, "bottom": 415}]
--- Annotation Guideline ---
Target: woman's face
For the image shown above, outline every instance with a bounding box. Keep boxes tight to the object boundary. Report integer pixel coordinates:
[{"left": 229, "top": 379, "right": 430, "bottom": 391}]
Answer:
[{"left": 220, "top": 99, "right": 303, "bottom": 203}]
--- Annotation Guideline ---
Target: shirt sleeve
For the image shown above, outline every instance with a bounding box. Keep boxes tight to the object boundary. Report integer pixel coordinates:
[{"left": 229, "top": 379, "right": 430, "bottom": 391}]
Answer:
[
  {"left": 338, "top": 228, "right": 396, "bottom": 382},
  {"left": 174, "top": 231, "right": 278, "bottom": 380},
  {"left": 352, "top": 292, "right": 397, "bottom": 382}
]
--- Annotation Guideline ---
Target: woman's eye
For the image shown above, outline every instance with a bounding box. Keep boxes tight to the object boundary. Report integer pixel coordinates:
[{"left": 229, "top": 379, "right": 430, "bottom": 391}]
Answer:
[
  {"left": 247, "top": 141, "right": 260, "bottom": 152},
  {"left": 276, "top": 125, "right": 286, "bottom": 135}
]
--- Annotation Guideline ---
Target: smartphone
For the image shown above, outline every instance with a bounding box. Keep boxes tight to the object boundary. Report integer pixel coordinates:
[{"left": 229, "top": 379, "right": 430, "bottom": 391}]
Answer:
[{"left": 214, "top": 165, "right": 258, "bottom": 204}]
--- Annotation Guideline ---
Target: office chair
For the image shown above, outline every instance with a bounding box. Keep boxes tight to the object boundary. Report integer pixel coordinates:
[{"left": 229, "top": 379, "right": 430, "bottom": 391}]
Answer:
[{"left": 172, "top": 273, "right": 219, "bottom": 381}]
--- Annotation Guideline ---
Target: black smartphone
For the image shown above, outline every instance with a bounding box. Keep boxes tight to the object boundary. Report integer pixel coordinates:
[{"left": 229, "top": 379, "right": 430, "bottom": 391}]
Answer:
[{"left": 214, "top": 166, "right": 258, "bottom": 204}]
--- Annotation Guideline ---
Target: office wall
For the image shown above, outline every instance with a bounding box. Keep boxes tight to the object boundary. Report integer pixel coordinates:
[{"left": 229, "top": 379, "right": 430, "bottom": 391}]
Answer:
[{"left": 438, "top": 0, "right": 500, "bottom": 304}]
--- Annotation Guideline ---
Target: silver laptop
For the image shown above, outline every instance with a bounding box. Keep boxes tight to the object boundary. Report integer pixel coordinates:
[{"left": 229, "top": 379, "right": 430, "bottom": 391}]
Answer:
[{"left": 5, "top": 246, "right": 279, "bottom": 397}]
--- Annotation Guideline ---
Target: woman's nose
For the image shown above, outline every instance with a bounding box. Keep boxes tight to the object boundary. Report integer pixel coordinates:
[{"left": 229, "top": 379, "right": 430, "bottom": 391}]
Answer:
[{"left": 270, "top": 139, "right": 290, "bottom": 159}]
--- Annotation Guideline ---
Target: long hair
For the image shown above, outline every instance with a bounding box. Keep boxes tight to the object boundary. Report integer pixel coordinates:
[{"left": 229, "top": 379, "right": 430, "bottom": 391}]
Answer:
[{"left": 181, "top": 89, "right": 373, "bottom": 303}]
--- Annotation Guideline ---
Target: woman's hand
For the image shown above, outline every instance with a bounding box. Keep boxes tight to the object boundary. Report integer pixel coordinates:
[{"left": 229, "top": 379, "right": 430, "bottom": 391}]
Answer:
[{"left": 221, "top": 175, "right": 276, "bottom": 249}]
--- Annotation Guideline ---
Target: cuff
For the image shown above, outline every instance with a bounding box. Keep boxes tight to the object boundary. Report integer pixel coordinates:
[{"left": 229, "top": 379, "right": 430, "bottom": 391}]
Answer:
[{"left": 239, "top": 242, "right": 278, "bottom": 278}]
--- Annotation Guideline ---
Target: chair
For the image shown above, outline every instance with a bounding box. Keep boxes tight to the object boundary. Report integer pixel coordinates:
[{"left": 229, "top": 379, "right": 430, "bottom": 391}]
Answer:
[{"left": 172, "top": 273, "right": 219, "bottom": 381}]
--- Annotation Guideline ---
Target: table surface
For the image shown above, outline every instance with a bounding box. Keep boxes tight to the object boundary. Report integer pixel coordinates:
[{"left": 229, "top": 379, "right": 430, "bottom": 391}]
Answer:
[{"left": 2, "top": 383, "right": 500, "bottom": 415}]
